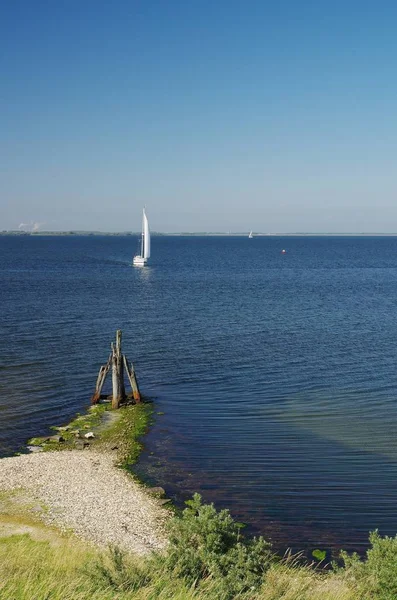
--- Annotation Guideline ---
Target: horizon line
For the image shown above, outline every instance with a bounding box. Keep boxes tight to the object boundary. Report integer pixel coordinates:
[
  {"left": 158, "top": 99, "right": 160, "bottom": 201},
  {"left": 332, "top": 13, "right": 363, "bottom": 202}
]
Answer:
[{"left": 3, "top": 230, "right": 397, "bottom": 237}]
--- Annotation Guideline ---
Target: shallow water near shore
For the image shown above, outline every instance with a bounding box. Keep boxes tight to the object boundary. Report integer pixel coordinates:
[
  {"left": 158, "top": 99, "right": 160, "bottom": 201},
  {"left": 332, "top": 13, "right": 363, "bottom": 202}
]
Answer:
[{"left": 2, "top": 234, "right": 397, "bottom": 555}]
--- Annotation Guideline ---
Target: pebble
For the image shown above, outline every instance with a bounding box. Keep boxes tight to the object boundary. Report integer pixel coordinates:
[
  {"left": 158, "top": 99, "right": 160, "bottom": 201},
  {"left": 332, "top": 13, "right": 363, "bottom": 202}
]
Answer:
[{"left": 0, "top": 450, "right": 168, "bottom": 555}]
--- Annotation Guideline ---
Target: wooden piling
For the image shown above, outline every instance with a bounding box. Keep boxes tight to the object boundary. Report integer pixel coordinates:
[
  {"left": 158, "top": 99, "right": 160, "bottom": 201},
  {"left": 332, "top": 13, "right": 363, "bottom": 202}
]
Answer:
[
  {"left": 111, "top": 330, "right": 125, "bottom": 409},
  {"left": 91, "top": 330, "right": 142, "bottom": 408},
  {"left": 123, "top": 355, "right": 141, "bottom": 402},
  {"left": 91, "top": 354, "right": 111, "bottom": 404}
]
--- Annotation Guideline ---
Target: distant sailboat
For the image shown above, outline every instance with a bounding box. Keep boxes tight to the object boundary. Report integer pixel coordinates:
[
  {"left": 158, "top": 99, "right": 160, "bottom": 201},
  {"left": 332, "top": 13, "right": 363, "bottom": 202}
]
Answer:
[
  {"left": 133, "top": 208, "right": 151, "bottom": 266},
  {"left": 248, "top": 231, "right": 253, "bottom": 238}
]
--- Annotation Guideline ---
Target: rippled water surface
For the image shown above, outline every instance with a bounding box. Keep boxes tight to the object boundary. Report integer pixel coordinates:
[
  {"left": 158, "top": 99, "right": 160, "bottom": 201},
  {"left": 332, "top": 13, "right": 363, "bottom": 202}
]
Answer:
[{"left": 2, "top": 235, "right": 397, "bottom": 554}]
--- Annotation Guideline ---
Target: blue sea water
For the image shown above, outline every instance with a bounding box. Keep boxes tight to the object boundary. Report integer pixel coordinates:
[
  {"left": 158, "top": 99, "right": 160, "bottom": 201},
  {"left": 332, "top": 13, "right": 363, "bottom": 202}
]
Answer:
[{"left": 2, "top": 234, "right": 397, "bottom": 555}]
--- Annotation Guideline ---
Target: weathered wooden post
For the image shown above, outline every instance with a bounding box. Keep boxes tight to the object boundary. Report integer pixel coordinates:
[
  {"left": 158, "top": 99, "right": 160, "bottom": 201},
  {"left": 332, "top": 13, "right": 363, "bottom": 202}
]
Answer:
[
  {"left": 91, "top": 330, "right": 142, "bottom": 407},
  {"left": 91, "top": 354, "right": 111, "bottom": 404},
  {"left": 123, "top": 355, "right": 141, "bottom": 402},
  {"left": 111, "top": 329, "right": 125, "bottom": 409}
]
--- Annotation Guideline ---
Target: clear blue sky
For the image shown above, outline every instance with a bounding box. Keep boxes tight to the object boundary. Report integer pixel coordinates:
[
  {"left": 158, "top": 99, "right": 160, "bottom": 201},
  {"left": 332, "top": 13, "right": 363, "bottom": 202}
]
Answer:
[{"left": 1, "top": 0, "right": 397, "bottom": 232}]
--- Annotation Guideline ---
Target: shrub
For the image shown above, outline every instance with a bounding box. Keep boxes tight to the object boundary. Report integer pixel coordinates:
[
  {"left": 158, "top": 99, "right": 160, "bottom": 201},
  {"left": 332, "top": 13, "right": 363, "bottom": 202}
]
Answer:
[
  {"left": 155, "top": 493, "right": 274, "bottom": 599},
  {"left": 338, "top": 530, "right": 397, "bottom": 600}
]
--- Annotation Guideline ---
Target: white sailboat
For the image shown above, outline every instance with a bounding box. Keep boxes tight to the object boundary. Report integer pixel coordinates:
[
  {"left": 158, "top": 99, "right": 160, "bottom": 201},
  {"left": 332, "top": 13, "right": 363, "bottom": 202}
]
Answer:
[
  {"left": 248, "top": 230, "right": 253, "bottom": 238},
  {"left": 133, "top": 208, "right": 151, "bottom": 266}
]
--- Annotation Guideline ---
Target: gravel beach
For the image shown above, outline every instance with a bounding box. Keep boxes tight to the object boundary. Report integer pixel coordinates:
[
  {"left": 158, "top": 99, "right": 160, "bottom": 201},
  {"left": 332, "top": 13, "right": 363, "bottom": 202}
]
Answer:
[{"left": 0, "top": 450, "right": 168, "bottom": 555}]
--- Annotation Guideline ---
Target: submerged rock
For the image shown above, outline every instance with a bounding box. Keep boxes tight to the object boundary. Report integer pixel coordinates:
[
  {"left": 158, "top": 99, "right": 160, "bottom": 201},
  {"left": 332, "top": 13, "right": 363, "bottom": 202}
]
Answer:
[
  {"left": 147, "top": 487, "right": 166, "bottom": 498},
  {"left": 28, "top": 436, "right": 50, "bottom": 445},
  {"left": 26, "top": 445, "right": 44, "bottom": 453},
  {"left": 75, "top": 440, "right": 90, "bottom": 450}
]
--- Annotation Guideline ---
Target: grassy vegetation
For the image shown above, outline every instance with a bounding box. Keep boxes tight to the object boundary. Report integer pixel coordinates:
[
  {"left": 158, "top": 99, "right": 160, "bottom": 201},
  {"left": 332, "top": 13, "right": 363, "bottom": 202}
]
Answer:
[
  {"left": 27, "top": 401, "right": 152, "bottom": 465},
  {"left": 96, "top": 402, "right": 153, "bottom": 466},
  {"left": 1, "top": 492, "right": 397, "bottom": 600}
]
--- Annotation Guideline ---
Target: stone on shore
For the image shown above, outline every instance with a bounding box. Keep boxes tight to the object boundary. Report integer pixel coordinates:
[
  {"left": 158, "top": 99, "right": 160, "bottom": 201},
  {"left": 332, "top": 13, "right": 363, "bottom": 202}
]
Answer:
[{"left": 147, "top": 486, "right": 166, "bottom": 498}]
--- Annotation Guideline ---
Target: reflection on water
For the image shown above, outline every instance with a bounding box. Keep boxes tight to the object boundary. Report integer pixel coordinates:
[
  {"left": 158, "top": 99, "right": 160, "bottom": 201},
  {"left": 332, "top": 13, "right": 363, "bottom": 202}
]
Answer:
[{"left": 133, "top": 265, "right": 154, "bottom": 282}]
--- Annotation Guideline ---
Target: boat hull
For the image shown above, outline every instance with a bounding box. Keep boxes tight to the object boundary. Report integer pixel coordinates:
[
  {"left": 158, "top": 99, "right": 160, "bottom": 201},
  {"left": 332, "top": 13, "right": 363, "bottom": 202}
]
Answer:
[{"left": 133, "top": 255, "right": 147, "bottom": 266}]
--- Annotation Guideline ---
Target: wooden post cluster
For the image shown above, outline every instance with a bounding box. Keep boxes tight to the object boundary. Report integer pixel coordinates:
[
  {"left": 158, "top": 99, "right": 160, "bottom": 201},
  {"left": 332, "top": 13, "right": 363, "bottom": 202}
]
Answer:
[{"left": 91, "top": 330, "right": 141, "bottom": 408}]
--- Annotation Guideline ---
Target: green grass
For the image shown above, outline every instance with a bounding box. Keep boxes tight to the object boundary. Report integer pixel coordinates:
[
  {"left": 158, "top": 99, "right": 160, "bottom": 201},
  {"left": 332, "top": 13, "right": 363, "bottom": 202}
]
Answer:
[
  {"left": 26, "top": 401, "right": 152, "bottom": 465},
  {"left": 0, "top": 534, "right": 121, "bottom": 600},
  {"left": 96, "top": 402, "right": 153, "bottom": 467}
]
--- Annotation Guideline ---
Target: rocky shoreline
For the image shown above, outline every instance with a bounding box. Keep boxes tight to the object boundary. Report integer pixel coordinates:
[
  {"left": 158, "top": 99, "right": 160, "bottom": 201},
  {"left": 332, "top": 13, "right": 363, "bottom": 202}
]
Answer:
[
  {"left": 0, "top": 404, "right": 170, "bottom": 555},
  {"left": 0, "top": 449, "right": 169, "bottom": 555}
]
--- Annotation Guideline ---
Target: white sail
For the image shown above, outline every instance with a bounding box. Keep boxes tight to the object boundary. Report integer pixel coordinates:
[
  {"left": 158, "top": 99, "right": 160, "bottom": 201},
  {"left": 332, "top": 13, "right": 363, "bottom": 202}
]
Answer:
[
  {"left": 143, "top": 210, "right": 150, "bottom": 258},
  {"left": 133, "top": 207, "right": 151, "bottom": 266}
]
